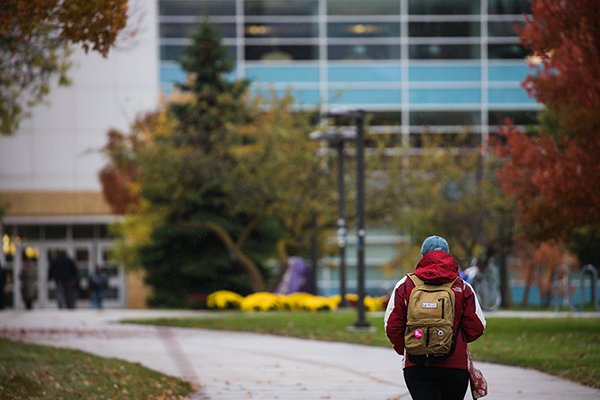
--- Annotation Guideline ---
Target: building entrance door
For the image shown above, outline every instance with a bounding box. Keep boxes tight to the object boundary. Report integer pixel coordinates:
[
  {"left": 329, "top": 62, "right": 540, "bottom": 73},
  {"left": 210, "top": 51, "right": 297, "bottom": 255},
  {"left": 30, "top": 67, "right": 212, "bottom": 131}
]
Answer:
[
  {"left": 15, "top": 241, "right": 126, "bottom": 309},
  {"left": 39, "top": 243, "right": 92, "bottom": 309}
]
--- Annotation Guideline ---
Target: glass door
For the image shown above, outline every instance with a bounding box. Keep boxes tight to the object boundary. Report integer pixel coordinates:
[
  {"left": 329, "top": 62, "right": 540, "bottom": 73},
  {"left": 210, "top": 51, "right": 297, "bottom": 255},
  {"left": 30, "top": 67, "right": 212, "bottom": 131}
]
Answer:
[
  {"left": 73, "top": 244, "right": 93, "bottom": 307},
  {"left": 97, "top": 242, "right": 126, "bottom": 307}
]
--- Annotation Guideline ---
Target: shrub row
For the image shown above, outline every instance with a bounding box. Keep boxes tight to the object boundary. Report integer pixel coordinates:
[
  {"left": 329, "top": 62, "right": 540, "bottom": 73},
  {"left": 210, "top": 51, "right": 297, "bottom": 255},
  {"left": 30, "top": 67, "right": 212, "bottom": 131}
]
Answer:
[{"left": 206, "top": 291, "right": 389, "bottom": 312}]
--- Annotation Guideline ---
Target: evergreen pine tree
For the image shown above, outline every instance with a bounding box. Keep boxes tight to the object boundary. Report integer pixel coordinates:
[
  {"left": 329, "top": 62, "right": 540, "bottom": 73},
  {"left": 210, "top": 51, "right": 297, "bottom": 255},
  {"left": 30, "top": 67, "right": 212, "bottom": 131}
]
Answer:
[{"left": 139, "top": 23, "right": 279, "bottom": 307}]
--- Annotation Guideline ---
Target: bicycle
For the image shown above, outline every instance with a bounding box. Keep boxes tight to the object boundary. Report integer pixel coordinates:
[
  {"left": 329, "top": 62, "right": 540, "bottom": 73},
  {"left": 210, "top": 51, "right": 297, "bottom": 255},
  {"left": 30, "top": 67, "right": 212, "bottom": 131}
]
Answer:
[{"left": 461, "top": 258, "right": 502, "bottom": 311}]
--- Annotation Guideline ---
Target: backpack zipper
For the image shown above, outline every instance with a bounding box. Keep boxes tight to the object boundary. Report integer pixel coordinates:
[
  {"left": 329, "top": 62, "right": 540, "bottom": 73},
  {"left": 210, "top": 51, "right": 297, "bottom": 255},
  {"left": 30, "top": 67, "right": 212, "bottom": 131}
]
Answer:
[{"left": 440, "top": 298, "right": 445, "bottom": 319}]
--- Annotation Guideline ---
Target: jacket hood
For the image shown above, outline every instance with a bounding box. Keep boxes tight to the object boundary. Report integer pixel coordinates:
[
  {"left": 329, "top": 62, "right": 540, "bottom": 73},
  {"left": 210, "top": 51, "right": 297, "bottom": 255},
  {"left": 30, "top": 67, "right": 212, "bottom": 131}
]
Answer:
[{"left": 414, "top": 250, "right": 459, "bottom": 283}]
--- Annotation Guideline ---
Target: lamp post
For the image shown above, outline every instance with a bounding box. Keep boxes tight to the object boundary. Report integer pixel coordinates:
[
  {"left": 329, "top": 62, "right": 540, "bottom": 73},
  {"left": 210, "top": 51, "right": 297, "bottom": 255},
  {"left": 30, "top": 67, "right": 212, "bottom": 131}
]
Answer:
[
  {"left": 352, "top": 110, "right": 370, "bottom": 329},
  {"left": 309, "top": 127, "right": 355, "bottom": 307},
  {"left": 311, "top": 109, "right": 370, "bottom": 328},
  {"left": 335, "top": 136, "right": 348, "bottom": 307}
]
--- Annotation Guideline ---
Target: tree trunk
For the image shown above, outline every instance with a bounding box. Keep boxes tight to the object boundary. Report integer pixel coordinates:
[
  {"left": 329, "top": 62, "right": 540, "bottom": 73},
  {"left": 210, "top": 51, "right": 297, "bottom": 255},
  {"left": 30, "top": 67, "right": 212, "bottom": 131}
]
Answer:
[
  {"left": 521, "top": 282, "right": 531, "bottom": 307},
  {"left": 521, "top": 260, "right": 535, "bottom": 307},
  {"left": 197, "top": 222, "right": 266, "bottom": 292}
]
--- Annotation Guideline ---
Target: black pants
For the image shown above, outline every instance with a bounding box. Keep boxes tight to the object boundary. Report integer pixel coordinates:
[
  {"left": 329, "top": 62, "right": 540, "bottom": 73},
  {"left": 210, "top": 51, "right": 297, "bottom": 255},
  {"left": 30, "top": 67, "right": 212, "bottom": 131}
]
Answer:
[{"left": 404, "top": 366, "right": 469, "bottom": 400}]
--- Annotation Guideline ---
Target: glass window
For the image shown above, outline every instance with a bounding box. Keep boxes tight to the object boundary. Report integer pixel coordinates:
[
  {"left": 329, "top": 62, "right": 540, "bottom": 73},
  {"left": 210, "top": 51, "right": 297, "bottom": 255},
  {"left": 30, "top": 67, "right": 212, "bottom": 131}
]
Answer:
[
  {"left": 328, "top": 22, "right": 400, "bottom": 38},
  {"left": 410, "top": 133, "right": 481, "bottom": 148},
  {"left": 409, "top": 44, "right": 480, "bottom": 59},
  {"left": 410, "top": 65, "right": 481, "bottom": 82},
  {"left": 75, "top": 248, "right": 90, "bottom": 263},
  {"left": 247, "top": 66, "right": 320, "bottom": 83},
  {"left": 488, "top": 65, "right": 528, "bottom": 81},
  {"left": 488, "top": 110, "right": 538, "bottom": 126},
  {"left": 328, "top": 44, "right": 400, "bottom": 60},
  {"left": 16, "top": 225, "right": 41, "bottom": 240},
  {"left": 245, "top": 45, "right": 318, "bottom": 61},
  {"left": 327, "top": 0, "right": 400, "bottom": 16},
  {"left": 159, "top": 0, "right": 236, "bottom": 16},
  {"left": 488, "top": 21, "right": 524, "bottom": 37},
  {"left": 409, "top": 0, "right": 480, "bottom": 15},
  {"left": 409, "top": 22, "right": 480, "bottom": 37},
  {"left": 245, "top": 0, "right": 318, "bottom": 16},
  {"left": 328, "top": 65, "right": 402, "bottom": 83},
  {"left": 410, "top": 111, "right": 481, "bottom": 126},
  {"left": 160, "top": 45, "right": 184, "bottom": 62},
  {"left": 161, "top": 45, "right": 236, "bottom": 62},
  {"left": 73, "top": 224, "right": 95, "bottom": 239},
  {"left": 43, "top": 225, "right": 67, "bottom": 240},
  {"left": 369, "top": 111, "right": 402, "bottom": 125},
  {"left": 2, "top": 224, "right": 15, "bottom": 234},
  {"left": 245, "top": 22, "right": 318, "bottom": 38},
  {"left": 99, "top": 225, "right": 113, "bottom": 239},
  {"left": 489, "top": 88, "right": 533, "bottom": 104},
  {"left": 488, "top": 0, "right": 531, "bottom": 15},
  {"left": 328, "top": 88, "right": 401, "bottom": 104},
  {"left": 488, "top": 44, "right": 529, "bottom": 59},
  {"left": 411, "top": 88, "right": 480, "bottom": 104},
  {"left": 160, "top": 22, "right": 237, "bottom": 39}
]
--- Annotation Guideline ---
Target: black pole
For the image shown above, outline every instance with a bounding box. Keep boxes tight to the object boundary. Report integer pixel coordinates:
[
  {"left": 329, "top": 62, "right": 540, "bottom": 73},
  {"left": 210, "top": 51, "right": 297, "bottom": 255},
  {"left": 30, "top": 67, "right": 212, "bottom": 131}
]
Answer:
[
  {"left": 498, "top": 217, "right": 508, "bottom": 309},
  {"left": 310, "top": 213, "right": 318, "bottom": 295},
  {"left": 337, "top": 140, "right": 348, "bottom": 307},
  {"left": 354, "top": 110, "right": 370, "bottom": 328}
]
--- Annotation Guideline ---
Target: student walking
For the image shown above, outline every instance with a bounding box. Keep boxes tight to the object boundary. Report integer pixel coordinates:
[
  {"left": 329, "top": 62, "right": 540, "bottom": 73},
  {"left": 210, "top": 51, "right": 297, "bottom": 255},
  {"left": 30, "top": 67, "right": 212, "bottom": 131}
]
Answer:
[
  {"left": 19, "top": 260, "right": 38, "bottom": 310},
  {"left": 384, "top": 235, "right": 487, "bottom": 400},
  {"left": 88, "top": 266, "right": 108, "bottom": 309},
  {"left": 48, "top": 251, "right": 79, "bottom": 309}
]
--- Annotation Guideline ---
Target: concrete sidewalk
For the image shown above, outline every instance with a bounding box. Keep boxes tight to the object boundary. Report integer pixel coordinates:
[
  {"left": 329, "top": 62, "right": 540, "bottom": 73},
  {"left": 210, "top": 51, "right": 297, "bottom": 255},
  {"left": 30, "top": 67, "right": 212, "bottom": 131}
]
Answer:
[{"left": 1, "top": 309, "right": 599, "bottom": 400}]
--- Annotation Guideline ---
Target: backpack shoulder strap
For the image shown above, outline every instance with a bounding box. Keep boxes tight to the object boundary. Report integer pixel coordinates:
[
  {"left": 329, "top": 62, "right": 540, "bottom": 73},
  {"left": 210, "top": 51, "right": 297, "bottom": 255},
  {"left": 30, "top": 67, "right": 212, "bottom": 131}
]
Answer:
[{"left": 407, "top": 273, "right": 424, "bottom": 287}]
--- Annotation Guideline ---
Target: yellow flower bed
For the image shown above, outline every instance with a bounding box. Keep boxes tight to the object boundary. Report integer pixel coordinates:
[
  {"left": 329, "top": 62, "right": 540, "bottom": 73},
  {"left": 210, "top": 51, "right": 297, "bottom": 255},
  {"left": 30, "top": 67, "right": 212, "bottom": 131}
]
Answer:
[
  {"left": 207, "top": 290, "right": 244, "bottom": 310},
  {"left": 283, "top": 292, "right": 339, "bottom": 311},
  {"left": 240, "top": 292, "right": 283, "bottom": 312},
  {"left": 207, "top": 291, "right": 386, "bottom": 312},
  {"left": 344, "top": 293, "right": 388, "bottom": 312},
  {"left": 364, "top": 295, "right": 387, "bottom": 312}
]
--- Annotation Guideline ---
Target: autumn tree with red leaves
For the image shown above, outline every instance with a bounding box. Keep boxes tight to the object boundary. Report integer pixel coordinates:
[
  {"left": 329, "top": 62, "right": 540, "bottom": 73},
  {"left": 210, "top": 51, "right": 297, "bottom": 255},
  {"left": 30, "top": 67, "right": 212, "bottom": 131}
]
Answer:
[
  {"left": 495, "top": 0, "right": 600, "bottom": 245},
  {"left": 98, "top": 113, "right": 157, "bottom": 214}
]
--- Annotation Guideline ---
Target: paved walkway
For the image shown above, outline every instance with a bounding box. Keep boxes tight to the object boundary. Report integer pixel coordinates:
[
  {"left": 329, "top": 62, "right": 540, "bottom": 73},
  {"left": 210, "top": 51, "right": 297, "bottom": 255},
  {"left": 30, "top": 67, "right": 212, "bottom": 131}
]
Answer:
[{"left": 1, "top": 309, "right": 599, "bottom": 400}]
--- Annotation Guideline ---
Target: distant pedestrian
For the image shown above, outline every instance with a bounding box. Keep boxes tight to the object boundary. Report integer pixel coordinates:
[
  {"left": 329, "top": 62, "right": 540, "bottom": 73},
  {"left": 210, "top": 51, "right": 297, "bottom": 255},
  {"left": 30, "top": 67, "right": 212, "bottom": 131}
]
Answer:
[
  {"left": 384, "top": 235, "right": 487, "bottom": 400},
  {"left": 89, "top": 266, "right": 108, "bottom": 309},
  {"left": 19, "top": 260, "right": 38, "bottom": 310},
  {"left": 0, "top": 261, "right": 5, "bottom": 310},
  {"left": 48, "top": 251, "right": 78, "bottom": 309}
]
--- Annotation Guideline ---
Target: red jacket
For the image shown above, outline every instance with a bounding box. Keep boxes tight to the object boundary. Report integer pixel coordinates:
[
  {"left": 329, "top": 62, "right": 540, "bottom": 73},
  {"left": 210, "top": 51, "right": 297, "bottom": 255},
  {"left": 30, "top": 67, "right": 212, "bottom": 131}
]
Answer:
[{"left": 384, "top": 250, "right": 486, "bottom": 370}]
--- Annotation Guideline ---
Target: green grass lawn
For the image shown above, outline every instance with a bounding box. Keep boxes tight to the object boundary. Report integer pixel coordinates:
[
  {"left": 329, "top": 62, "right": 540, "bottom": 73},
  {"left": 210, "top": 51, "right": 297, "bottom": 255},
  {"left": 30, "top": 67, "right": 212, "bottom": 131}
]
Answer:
[
  {"left": 0, "top": 338, "right": 195, "bottom": 399},
  {"left": 126, "top": 310, "right": 600, "bottom": 389}
]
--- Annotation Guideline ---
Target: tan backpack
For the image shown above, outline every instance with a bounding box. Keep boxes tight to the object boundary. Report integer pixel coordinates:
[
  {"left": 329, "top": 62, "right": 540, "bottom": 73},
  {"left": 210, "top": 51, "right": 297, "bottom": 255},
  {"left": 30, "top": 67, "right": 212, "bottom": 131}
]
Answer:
[{"left": 404, "top": 273, "right": 458, "bottom": 365}]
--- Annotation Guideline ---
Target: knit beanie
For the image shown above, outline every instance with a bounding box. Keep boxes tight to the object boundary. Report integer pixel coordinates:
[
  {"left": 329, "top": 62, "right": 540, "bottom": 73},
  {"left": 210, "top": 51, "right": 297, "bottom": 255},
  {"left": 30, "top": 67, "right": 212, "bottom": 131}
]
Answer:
[{"left": 421, "top": 235, "right": 449, "bottom": 255}]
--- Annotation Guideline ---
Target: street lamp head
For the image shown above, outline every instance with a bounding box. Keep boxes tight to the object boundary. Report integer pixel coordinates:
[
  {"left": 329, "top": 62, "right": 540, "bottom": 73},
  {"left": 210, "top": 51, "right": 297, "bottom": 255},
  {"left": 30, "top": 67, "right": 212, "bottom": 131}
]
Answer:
[
  {"left": 322, "top": 108, "right": 364, "bottom": 120},
  {"left": 309, "top": 128, "right": 356, "bottom": 143}
]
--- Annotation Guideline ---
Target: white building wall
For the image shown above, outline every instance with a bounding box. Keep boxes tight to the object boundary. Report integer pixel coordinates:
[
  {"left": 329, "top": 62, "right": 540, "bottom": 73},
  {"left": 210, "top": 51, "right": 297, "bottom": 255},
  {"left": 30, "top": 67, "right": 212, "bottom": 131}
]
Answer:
[{"left": 0, "top": 0, "right": 159, "bottom": 191}]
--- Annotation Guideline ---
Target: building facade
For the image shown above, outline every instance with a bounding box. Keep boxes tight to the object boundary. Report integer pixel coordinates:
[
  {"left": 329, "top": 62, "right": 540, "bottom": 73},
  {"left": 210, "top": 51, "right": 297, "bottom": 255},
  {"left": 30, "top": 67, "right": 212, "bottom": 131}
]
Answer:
[
  {"left": 0, "top": 1, "right": 159, "bottom": 309},
  {"left": 158, "top": 0, "right": 538, "bottom": 296},
  {"left": 159, "top": 0, "right": 539, "bottom": 143}
]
